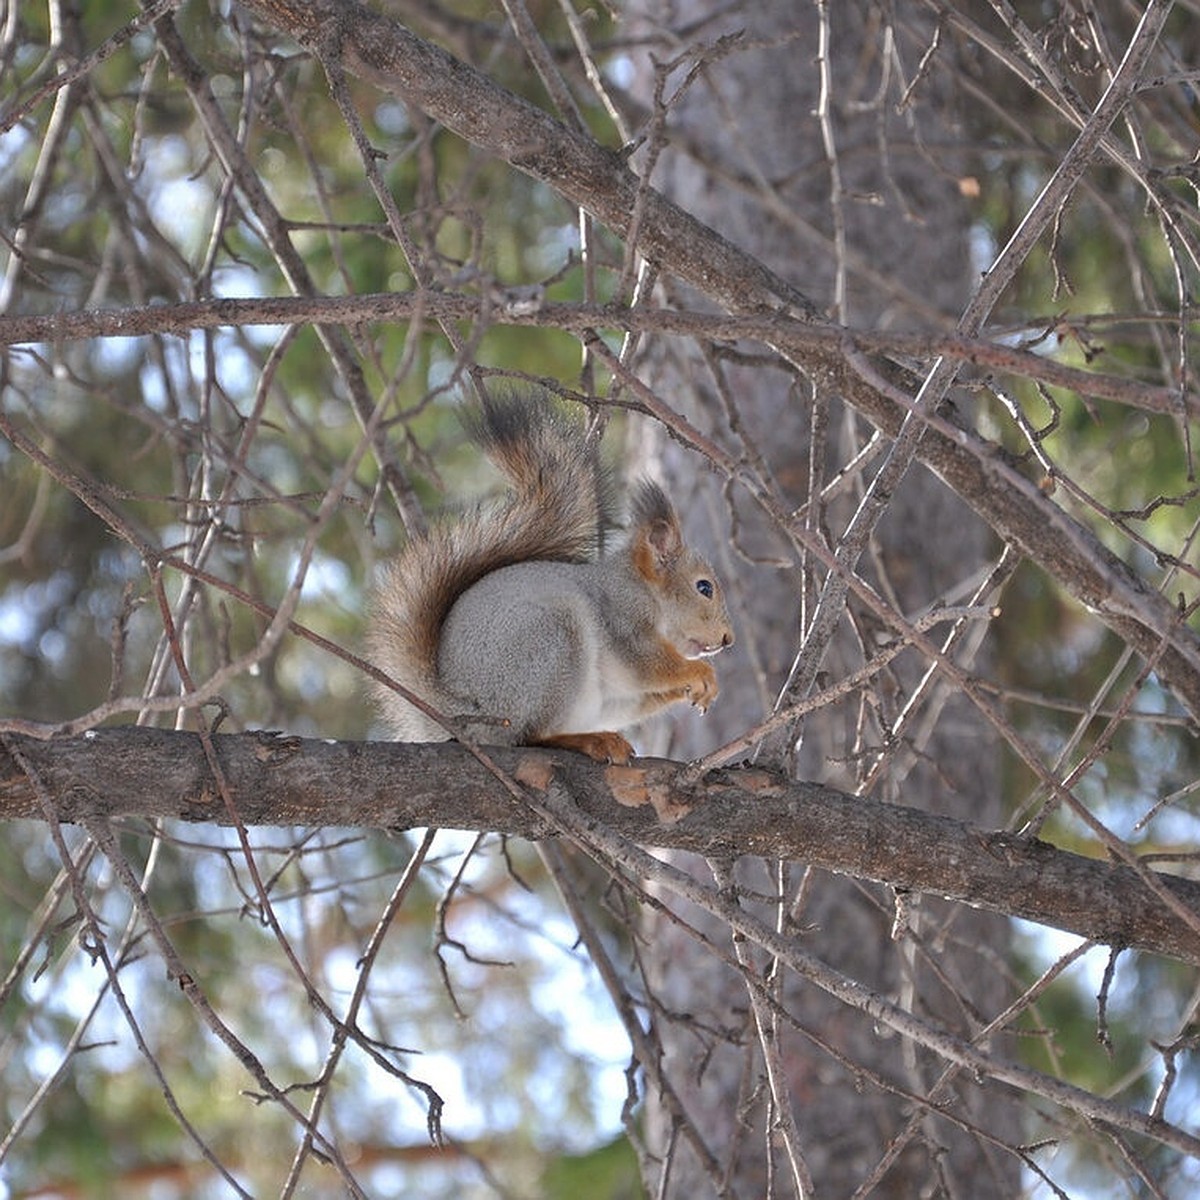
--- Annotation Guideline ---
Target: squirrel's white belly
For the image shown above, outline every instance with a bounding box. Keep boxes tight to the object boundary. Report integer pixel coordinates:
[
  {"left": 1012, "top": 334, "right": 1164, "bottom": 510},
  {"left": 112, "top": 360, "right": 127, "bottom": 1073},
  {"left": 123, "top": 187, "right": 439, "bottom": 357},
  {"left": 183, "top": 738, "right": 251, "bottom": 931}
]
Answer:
[{"left": 554, "top": 629, "right": 645, "bottom": 733}]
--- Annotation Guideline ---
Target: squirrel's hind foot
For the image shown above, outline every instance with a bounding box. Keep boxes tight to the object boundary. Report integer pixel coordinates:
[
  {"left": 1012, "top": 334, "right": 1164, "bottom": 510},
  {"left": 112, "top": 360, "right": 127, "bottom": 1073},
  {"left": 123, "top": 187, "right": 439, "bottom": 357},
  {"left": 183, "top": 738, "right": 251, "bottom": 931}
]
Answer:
[{"left": 533, "top": 731, "right": 635, "bottom": 764}]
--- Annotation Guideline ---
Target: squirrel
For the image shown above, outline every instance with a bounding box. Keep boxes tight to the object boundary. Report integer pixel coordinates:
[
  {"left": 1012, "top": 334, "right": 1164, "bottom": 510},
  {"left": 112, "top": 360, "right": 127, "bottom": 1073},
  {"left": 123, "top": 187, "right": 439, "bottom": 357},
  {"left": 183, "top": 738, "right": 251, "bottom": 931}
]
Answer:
[{"left": 368, "top": 391, "right": 734, "bottom": 763}]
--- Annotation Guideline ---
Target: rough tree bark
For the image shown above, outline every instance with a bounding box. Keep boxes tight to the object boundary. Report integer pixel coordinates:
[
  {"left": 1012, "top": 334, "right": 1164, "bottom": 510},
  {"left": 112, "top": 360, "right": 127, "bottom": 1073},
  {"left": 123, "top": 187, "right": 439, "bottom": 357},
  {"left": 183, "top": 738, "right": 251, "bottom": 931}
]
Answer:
[
  {"left": 3, "top": 729, "right": 1200, "bottom": 965},
  {"left": 626, "top": 4, "right": 1021, "bottom": 1194}
]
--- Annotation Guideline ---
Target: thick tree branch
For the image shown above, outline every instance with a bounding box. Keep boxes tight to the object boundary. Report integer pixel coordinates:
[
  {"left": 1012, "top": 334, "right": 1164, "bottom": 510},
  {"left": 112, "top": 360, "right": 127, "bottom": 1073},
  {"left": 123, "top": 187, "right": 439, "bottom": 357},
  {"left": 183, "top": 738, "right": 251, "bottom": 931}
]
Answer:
[
  {"left": 239, "top": 0, "right": 819, "bottom": 321},
  {"left": 3, "top": 728, "right": 1200, "bottom": 965}
]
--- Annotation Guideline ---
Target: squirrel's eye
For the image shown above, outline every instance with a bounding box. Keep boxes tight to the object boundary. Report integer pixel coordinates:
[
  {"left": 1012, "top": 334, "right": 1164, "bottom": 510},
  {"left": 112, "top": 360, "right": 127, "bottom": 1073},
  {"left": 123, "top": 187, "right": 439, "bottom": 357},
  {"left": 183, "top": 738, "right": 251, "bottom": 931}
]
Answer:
[{"left": 696, "top": 579, "right": 714, "bottom": 599}]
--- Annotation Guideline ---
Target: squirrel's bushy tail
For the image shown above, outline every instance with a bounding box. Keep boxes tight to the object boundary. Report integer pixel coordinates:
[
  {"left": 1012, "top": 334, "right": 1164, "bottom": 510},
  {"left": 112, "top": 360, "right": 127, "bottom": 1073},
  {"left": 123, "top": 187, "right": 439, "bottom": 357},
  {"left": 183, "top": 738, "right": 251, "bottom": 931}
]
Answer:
[{"left": 370, "top": 391, "right": 613, "bottom": 736}]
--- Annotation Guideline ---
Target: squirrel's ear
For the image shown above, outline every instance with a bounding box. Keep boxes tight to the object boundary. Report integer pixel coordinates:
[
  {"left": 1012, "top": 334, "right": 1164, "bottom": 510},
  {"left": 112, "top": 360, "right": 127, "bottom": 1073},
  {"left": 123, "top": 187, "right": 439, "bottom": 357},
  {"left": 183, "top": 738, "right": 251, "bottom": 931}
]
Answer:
[
  {"left": 629, "top": 480, "right": 684, "bottom": 577},
  {"left": 631, "top": 515, "right": 683, "bottom": 581},
  {"left": 644, "top": 513, "right": 683, "bottom": 562}
]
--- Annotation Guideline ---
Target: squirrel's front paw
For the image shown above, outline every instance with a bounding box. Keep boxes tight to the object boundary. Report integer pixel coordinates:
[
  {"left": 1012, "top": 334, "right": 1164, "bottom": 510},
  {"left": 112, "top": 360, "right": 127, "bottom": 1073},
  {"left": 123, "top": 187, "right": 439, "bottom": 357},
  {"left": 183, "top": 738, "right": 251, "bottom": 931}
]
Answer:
[{"left": 686, "top": 662, "right": 719, "bottom": 712}]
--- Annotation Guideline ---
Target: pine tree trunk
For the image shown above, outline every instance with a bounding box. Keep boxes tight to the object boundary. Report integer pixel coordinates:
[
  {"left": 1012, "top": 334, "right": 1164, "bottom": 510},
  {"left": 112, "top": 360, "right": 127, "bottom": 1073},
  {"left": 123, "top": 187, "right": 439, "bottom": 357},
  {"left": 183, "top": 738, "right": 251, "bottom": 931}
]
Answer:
[{"left": 628, "top": 4, "right": 1022, "bottom": 1194}]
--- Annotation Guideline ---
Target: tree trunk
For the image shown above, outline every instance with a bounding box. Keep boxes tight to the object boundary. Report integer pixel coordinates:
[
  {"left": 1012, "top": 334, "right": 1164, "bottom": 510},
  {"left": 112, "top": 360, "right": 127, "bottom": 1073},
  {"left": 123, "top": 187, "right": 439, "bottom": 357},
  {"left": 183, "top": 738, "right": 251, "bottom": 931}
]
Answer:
[{"left": 628, "top": 4, "right": 1021, "bottom": 1194}]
